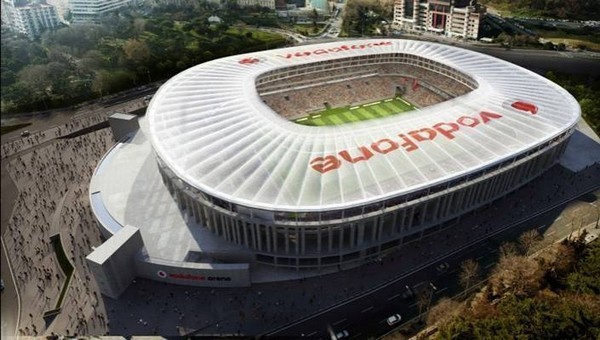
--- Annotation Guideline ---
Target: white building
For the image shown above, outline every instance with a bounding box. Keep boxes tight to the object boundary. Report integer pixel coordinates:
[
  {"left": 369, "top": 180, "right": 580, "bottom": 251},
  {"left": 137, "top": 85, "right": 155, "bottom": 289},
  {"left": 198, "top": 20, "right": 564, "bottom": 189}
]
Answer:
[
  {"left": 69, "top": 0, "right": 132, "bottom": 24},
  {"left": 236, "top": 0, "right": 275, "bottom": 10},
  {"left": 393, "top": 0, "right": 484, "bottom": 39},
  {"left": 88, "top": 40, "right": 579, "bottom": 296},
  {"left": 45, "top": 0, "right": 69, "bottom": 22},
  {"left": 1, "top": 0, "right": 61, "bottom": 38}
]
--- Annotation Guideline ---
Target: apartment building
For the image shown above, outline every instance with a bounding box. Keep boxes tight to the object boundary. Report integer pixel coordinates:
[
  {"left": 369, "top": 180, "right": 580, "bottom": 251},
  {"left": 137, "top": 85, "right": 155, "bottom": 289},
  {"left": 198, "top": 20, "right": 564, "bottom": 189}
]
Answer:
[
  {"left": 1, "top": 0, "right": 61, "bottom": 38},
  {"left": 236, "top": 0, "right": 275, "bottom": 9},
  {"left": 393, "top": 0, "right": 484, "bottom": 39},
  {"left": 69, "top": 0, "right": 133, "bottom": 23}
]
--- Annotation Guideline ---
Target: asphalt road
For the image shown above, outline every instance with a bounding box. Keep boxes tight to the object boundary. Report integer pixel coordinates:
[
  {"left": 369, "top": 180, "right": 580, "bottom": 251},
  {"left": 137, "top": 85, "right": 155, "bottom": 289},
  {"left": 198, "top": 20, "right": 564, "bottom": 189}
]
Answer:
[
  {"left": 302, "top": 36, "right": 600, "bottom": 77},
  {"left": 464, "top": 46, "right": 600, "bottom": 77},
  {"left": 265, "top": 189, "right": 600, "bottom": 339}
]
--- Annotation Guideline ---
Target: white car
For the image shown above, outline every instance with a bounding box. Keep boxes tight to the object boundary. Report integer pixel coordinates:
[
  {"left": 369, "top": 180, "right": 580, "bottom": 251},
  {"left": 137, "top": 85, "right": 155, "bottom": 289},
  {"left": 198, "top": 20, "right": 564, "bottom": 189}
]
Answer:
[
  {"left": 386, "top": 314, "right": 402, "bottom": 326},
  {"left": 332, "top": 330, "right": 349, "bottom": 340},
  {"left": 436, "top": 262, "right": 450, "bottom": 273}
]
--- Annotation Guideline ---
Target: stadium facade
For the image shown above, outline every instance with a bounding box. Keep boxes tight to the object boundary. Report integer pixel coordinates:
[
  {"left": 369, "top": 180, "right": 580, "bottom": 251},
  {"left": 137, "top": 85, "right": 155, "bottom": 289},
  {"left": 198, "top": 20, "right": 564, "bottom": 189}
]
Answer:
[{"left": 87, "top": 39, "right": 580, "bottom": 296}]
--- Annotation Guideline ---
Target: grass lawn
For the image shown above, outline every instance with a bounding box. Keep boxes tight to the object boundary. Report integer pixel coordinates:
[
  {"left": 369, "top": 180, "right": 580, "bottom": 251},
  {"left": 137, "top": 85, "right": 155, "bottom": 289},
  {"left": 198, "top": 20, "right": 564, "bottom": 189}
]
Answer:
[{"left": 295, "top": 97, "right": 416, "bottom": 126}]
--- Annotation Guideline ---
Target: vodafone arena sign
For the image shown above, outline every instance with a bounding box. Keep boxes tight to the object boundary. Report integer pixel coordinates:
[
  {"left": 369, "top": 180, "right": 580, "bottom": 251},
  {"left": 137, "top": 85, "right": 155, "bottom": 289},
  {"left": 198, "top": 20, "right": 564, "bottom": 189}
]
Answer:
[{"left": 147, "top": 39, "right": 580, "bottom": 213}]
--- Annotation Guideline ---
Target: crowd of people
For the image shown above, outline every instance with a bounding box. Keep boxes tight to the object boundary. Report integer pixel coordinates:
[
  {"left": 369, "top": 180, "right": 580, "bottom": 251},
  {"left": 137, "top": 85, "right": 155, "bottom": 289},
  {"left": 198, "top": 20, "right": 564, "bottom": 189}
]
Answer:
[
  {"left": 259, "top": 63, "right": 473, "bottom": 119},
  {"left": 2, "top": 114, "right": 115, "bottom": 336}
]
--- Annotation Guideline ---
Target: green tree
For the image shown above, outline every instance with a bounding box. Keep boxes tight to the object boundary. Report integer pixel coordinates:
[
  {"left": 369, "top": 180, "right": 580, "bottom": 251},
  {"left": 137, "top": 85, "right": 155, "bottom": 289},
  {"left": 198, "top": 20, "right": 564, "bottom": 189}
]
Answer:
[
  {"left": 17, "top": 64, "right": 52, "bottom": 108},
  {"left": 459, "top": 259, "right": 480, "bottom": 294},
  {"left": 122, "top": 39, "right": 151, "bottom": 65}
]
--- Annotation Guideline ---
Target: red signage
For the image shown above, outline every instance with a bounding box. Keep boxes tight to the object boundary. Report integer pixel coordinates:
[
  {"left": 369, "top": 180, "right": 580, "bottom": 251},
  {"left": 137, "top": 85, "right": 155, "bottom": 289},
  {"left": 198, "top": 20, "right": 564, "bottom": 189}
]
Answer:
[
  {"left": 238, "top": 41, "right": 393, "bottom": 64},
  {"left": 276, "top": 41, "right": 392, "bottom": 60},
  {"left": 511, "top": 100, "right": 538, "bottom": 114},
  {"left": 310, "top": 111, "right": 504, "bottom": 174},
  {"left": 238, "top": 57, "right": 260, "bottom": 65},
  {"left": 156, "top": 270, "right": 232, "bottom": 281}
]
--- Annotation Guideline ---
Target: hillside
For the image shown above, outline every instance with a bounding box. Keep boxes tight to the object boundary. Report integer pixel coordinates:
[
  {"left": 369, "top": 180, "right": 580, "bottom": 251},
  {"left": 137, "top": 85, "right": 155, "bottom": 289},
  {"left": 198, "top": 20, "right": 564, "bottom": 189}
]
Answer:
[{"left": 481, "top": 0, "right": 600, "bottom": 20}]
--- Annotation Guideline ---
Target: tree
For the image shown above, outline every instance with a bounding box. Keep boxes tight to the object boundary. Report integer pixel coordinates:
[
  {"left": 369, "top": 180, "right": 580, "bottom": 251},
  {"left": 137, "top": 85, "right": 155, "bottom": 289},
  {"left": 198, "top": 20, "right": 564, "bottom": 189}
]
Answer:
[
  {"left": 519, "top": 229, "right": 541, "bottom": 256},
  {"left": 566, "top": 240, "right": 600, "bottom": 294},
  {"left": 17, "top": 64, "right": 52, "bottom": 108},
  {"left": 459, "top": 259, "right": 480, "bottom": 294},
  {"left": 417, "top": 282, "right": 437, "bottom": 322},
  {"left": 543, "top": 41, "right": 556, "bottom": 50},
  {"left": 489, "top": 254, "right": 544, "bottom": 297},
  {"left": 122, "top": 39, "right": 151, "bottom": 65},
  {"left": 416, "top": 288, "right": 431, "bottom": 322},
  {"left": 499, "top": 241, "right": 519, "bottom": 257},
  {"left": 426, "top": 298, "right": 463, "bottom": 327},
  {"left": 133, "top": 18, "right": 146, "bottom": 38},
  {"left": 91, "top": 70, "right": 112, "bottom": 97}
]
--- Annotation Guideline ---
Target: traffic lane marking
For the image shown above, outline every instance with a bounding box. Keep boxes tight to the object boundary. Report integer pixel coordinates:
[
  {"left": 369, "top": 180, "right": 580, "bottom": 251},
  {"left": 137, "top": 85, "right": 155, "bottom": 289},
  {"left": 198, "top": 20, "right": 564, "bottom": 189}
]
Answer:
[
  {"left": 332, "top": 318, "right": 346, "bottom": 326},
  {"left": 361, "top": 306, "right": 374, "bottom": 313},
  {"left": 387, "top": 294, "right": 400, "bottom": 301},
  {"left": 434, "top": 287, "right": 448, "bottom": 295}
]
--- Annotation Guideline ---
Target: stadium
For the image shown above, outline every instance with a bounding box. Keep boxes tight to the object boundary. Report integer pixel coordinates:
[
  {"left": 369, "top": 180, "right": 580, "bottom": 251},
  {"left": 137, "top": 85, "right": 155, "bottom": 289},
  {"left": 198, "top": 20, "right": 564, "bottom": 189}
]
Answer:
[{"left": 87, "top": 39, "right": 580, "bottom": 294}]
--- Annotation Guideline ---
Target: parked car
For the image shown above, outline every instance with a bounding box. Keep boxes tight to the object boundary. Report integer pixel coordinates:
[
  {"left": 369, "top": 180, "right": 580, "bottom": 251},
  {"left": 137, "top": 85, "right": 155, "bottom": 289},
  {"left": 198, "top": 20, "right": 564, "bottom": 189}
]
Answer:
[
  {"left": 386, "top": 314, "right": 402, "bottom": 326},
  {"left": 332, "top": 329, "right": 349, "bottom": 340},
  {"left": 436, "top": 262, "right": 450, "bottom": 273}
]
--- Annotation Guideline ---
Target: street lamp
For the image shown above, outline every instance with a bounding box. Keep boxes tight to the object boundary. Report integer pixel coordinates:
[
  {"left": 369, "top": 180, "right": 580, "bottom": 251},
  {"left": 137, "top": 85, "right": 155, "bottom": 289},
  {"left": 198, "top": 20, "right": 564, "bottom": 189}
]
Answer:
[
  {"left": 418, "top": 282, "right": 438, "bottom": 323},
  {"left": 426, "top": 282, "right": 438, "bottom": 318}
]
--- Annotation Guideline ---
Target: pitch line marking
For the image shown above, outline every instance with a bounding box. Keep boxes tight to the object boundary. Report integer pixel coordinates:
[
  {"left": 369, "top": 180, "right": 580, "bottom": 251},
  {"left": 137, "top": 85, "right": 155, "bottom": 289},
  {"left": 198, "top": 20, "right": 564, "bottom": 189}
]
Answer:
[{"left": 364, "top": 101, "right": 381, "bottom": 107}]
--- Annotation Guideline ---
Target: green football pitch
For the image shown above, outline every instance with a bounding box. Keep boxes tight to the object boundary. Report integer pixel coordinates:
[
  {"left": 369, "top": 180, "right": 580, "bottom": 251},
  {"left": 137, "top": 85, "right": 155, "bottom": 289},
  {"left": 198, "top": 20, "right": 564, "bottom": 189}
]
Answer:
[{"left": 294, "top": 97, "right": 417, "bottom": 126}]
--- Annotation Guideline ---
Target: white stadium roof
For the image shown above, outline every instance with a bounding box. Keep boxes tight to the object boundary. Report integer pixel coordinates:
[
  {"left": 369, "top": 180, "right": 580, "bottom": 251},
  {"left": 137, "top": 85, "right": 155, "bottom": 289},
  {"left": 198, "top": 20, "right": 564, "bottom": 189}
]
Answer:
[{"left": 147, "top": 39, "right": 580, "bottom": 212}]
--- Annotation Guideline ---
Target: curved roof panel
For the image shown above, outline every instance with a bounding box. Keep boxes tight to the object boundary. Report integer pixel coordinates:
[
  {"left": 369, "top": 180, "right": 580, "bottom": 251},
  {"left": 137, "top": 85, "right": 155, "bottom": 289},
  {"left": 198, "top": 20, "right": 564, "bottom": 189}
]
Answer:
[{"left": 147, "top": 39, "right": 580, "bottom": 212}]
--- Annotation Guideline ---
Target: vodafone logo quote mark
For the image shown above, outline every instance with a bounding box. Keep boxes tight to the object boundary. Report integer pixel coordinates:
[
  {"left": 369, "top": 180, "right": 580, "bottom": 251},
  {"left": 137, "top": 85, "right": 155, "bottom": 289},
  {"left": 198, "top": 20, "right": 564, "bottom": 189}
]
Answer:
[
  {"left": 511, "top": 100, "right": 538, "bottom": 114},
  {"left": 238, "top": 57, "right": 260, "bottom": 65}
]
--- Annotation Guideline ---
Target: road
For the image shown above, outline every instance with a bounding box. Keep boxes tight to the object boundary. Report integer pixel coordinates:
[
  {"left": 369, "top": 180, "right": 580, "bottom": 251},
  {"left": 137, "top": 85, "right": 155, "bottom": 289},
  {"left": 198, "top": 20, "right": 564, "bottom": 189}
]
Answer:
[
  {"left": 264, "top": 189, "right": 600, "bottom": 339},
  {"left": 464, "top": 46, "right": 600, "bottom": 76},
  {"left": 301, "top": 34, "right": 600, "bottom": 77}
]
